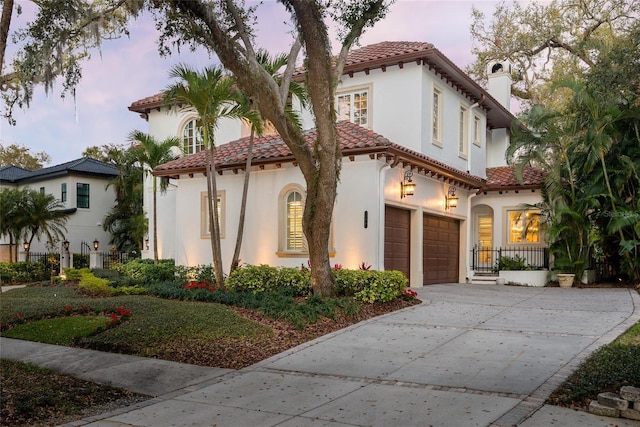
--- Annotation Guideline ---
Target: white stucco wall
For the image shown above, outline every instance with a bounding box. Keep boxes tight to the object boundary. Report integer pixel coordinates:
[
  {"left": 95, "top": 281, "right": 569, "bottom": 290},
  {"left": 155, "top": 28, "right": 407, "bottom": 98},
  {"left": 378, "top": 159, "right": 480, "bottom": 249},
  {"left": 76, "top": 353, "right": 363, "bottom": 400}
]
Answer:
[
  {"left": 16, "top": 175, "right": 115, "bottom": 253},
  {"left": 145, "top": 106, "right": 245, "bottom": 149}
]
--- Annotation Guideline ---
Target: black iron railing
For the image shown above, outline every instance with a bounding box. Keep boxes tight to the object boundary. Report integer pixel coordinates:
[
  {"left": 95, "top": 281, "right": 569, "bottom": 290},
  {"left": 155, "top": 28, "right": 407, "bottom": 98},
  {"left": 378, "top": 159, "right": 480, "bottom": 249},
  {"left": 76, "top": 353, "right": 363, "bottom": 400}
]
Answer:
[
  {"left": 26, "top": 252, "right": 60, "bottom": 272},
  {"left": 471, "top": 246, "right": 549, "bottom": 272},
  {"left": 100, "top": 251, "right": 136, "bottom": 269}
]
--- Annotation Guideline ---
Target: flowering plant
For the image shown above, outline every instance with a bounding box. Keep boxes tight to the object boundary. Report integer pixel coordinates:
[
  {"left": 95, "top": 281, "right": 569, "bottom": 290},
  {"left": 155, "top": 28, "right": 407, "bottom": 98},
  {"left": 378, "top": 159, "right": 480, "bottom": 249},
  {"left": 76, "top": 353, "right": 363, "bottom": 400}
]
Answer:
[
  {"left": 359, "top": 262, "right": 372, "bottom": 270},
  {"left": 401, "top": 288, "right": 418, "bottom": 301},
  {"left": 181, "top": 280, "right": 216, "bottom": 291}
]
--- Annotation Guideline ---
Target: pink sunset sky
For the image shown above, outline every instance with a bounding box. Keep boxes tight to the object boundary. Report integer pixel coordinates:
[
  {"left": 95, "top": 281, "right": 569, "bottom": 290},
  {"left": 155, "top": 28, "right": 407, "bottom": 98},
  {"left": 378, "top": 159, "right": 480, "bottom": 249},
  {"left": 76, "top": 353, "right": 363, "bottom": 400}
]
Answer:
[{"left": 1, "top": 0, "right": 507, "bottom": 166}]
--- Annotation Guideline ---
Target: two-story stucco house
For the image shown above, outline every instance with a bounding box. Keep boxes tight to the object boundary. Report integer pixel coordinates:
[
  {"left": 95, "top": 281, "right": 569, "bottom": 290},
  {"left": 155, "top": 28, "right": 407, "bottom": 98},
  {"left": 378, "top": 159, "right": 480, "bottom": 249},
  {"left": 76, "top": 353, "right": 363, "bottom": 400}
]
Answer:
[
  {"left": 0, "top": 157, "right": 119, "bottom": 258},
  {"left": 128, "top": 41, "right": 546, "bottom": 287}
]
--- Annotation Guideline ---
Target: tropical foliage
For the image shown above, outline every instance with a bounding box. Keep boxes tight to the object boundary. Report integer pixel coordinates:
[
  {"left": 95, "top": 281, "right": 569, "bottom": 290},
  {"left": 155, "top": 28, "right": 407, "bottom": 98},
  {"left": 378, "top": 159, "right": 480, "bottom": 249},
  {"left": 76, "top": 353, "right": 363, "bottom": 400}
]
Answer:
[
  {"left": 0, "top": 188, "right": 69, "bottom": 260},
  {"left": 102, "top": 146, "right": 147, "bottom": 254},
  {"left": 164, "top": 64, "right": 253, "bottom": 286},
  {"left": 508, "top": 24, "right": 640, "bottom": 282},
  {"left": 128, "top": 131, "right": 180, "bottom": 262}
]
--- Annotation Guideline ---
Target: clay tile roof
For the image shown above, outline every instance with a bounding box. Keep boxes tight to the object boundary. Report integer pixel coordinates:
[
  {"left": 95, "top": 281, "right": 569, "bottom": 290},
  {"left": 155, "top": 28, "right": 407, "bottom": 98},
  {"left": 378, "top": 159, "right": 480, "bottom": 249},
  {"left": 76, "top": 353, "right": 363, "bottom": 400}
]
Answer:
[
  {"left": 485, "top": 166, "right": 545, "bottom": 190},
  {"left": 129, "top": 41, "right": 436, "bottom": 114},
  {"left": 128, "top": 92, "right": 165, "bottom": 113},
  {"left": 344, "top": 41, "right": 434, "bottom": 67},
  {"left": 155, "top": 121, "right": 486, "bottom": 190}
]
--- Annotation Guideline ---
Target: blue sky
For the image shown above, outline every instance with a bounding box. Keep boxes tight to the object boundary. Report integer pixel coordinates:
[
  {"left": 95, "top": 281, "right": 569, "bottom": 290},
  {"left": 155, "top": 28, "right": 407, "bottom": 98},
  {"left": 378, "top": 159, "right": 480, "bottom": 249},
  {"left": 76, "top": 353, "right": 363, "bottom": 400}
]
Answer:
[{"left": 0, "top": 0, "right": 503, "bottom": 166}]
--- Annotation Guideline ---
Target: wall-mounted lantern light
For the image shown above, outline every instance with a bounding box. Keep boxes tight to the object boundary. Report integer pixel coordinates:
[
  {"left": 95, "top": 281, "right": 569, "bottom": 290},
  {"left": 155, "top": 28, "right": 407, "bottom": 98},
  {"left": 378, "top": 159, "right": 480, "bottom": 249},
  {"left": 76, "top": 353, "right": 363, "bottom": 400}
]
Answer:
[
  {"left": 445, "top": 186, "right": 459, "bottom": 209},
  {"left": 93, "top": 239, "right": 99, "bottom": 250},
  {"left": 23, "top": 241, "right": 29, "bottom": 251},
  {"left": 400, "top": 170, "right": 415, "bottom": 199},
  {"left": 63, "top": 240, "right": 70, "bottom": 250},
  {"left": 145, "top": 236, "right": 150, "bottom": 250}
]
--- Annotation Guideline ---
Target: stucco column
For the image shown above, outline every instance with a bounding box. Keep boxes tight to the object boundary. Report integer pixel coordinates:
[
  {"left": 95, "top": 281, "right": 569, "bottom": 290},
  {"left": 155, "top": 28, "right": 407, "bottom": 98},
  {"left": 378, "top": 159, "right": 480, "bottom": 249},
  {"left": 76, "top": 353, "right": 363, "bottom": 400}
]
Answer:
[{"left": 89, "top": 251, "right": 103, "bottom": 269}]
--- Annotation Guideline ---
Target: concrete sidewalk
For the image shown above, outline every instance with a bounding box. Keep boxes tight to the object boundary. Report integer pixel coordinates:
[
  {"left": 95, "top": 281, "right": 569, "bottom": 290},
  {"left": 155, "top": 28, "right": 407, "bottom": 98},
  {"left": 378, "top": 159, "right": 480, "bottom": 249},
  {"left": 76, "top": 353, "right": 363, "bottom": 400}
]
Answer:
[{"left": 2, "top": 284, "right": 639, "bottom": 426}]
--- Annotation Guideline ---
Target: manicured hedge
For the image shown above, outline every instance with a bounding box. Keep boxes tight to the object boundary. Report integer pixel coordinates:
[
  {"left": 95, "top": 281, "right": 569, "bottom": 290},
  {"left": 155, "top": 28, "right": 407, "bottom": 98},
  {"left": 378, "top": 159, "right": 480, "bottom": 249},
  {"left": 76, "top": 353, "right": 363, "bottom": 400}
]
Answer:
[{"left": 225, "top": 264, "right": 408, "bottom": 303}]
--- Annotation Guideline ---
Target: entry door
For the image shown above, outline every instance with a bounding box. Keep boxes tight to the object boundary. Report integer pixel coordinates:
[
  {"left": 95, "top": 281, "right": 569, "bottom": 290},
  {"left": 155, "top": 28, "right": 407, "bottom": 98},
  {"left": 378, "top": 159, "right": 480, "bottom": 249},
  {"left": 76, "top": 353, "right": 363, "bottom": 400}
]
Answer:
[
  {"left": 423, "top": 214, "right": 459, "bottom": 285},
  {"left": 384, "top": 206, "right": 410, "bottom": 279}
]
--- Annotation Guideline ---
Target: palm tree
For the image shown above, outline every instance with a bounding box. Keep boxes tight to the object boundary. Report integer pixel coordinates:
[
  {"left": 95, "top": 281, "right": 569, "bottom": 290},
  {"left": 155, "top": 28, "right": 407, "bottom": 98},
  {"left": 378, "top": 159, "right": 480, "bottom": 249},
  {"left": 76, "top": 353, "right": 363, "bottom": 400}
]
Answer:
[
  {"left": 23, "top": 190, "right": 69, "bottom": 256},
  {"left": 229, "top": 50, "right": 308, "bottom": 273},
  {"left": 103, "top": 147, "right": 147, "bottom": 254},
  {"left": 0, "top": 188, "right": 30, "bottom": 261},
  {"left": 128, "top": 131, "right": 180, "bottom": 262},
  {"left": 164, "top": 64, "right": 247, "bottom": 287}
]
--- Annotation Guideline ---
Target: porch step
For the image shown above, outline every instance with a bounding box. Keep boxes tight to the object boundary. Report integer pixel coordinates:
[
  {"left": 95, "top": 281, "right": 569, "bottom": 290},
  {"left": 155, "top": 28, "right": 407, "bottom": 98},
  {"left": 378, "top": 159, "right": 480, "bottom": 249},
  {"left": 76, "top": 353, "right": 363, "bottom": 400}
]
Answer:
[{"left": 471, "top": 273, "right": 498, "bottom": 285}]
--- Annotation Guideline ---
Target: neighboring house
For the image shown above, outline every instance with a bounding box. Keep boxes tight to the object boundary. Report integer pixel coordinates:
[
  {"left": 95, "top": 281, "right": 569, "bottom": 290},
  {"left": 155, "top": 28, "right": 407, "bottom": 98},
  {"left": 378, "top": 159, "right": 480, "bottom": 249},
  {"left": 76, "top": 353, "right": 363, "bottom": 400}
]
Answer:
[
  {"left": 128, "top": 41, "right": 546, "bottom": 286},
  {"left": 0, "top": 157, "right": 119, "bottom": 258}
]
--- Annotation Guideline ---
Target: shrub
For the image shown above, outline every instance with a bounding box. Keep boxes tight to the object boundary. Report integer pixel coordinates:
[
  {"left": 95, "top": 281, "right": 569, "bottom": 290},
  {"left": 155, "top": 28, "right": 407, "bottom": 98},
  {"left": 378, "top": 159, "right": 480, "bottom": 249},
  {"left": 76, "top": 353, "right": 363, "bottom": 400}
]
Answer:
[
  {"left": 91, "top": 268, "right": 137, "bottom": 288},
  {"left": 113, "top": 259, "right": 176, "bottom": 285},
  {"left": 78, "top": 271, "right": 113, "bottom": 296},
  {"left": 226, "top": 265, "right": 312, "bottom": 296},
  {"left": 175, "top": 264, "right": 216, "bottom": 284},
  {"left": 335, "top": 269, "right": 407, "bottom": 302},
  {"left": 0, "top": 261, "right": 50, "bottom": 283},
  {"left": 112, "top": 285, "right": 147, "bottom": 296},
  {"left": 227, "top": 265, "right": 406, "bottom": 303},
  {"left": 497, "top": 255, "right": 529, "bottom": 271},
  {"left": 63, "top": 268, "right": 86, "bottom": 281}
]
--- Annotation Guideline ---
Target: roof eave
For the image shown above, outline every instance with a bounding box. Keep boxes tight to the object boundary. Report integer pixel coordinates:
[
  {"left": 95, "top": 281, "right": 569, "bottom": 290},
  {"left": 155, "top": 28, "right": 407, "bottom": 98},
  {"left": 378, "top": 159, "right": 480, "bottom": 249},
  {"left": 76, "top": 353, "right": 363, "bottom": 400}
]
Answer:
[{"left": 154, "top": 146, "right": 486, "bottom": 191}]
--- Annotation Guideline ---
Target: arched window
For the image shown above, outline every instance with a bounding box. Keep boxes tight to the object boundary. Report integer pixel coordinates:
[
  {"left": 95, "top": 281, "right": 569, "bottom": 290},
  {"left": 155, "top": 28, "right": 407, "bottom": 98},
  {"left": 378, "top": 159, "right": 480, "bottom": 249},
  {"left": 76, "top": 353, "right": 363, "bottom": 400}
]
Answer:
[
  {"left": 277, "top": 184, "right": 335, "bottom": 258},
  {"left": 286, "top": 191, "right": 304, "bottom": 251},
  {"left": 182, "top": 118, "right": 204, "bottom": 155},
  {"left": 277, "top": 185, "right": 307, "bottom": 256}
]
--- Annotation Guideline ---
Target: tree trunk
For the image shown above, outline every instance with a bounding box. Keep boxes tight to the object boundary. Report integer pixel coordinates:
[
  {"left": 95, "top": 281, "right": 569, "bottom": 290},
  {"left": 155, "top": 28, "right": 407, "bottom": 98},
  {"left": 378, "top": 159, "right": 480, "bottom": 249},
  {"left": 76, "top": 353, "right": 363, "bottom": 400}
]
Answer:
[
  {"left": 152, "top": 176, "right": 159, "bottom": 263},
  {"left": 205, "top": 148, "right": 225, "bottom": 287},
  {"left": 230, "top": 126, "right": 255, "bottom": 274},
  {"left": 0, "top": 0, "right": 13, "bottom": 77}
]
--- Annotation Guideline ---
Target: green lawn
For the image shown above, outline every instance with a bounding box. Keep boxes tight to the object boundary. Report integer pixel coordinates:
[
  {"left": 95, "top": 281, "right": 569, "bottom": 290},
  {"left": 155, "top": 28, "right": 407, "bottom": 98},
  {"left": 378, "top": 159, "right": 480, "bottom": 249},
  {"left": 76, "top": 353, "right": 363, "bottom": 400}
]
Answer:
[{"left": 1, "top": 284, "right": 271, "bottom": 356}]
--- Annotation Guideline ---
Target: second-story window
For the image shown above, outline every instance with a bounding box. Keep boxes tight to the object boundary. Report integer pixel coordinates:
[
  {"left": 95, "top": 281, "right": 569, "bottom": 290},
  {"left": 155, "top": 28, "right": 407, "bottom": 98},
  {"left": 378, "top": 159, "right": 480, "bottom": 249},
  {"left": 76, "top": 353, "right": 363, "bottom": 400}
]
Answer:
[
  {"left": 432, "top": 87, "right": 443, "bottom": 145},
  {"left": 474, "top": 115, "right": 482, "bottom": 147},
  {"left": 337, "top": 88, "right": 369, "bottom": 127},
  {"left": 77, "top": 183, "right": 90, "bottom": 209},
  {"left": 182, "top": 118, "right": 204, "bottom": 155},
  {"left": 61, "top": 183, "right": 67, "bottom": 202},
  {"left": 458, "top": 105, "right": 469, "bottom": 158}
]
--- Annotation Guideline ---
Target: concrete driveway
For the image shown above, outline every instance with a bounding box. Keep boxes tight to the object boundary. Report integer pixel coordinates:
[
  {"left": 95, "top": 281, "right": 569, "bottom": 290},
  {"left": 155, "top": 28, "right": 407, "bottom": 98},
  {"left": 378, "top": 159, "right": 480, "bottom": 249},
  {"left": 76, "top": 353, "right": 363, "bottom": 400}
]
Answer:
[{"left": 3, "top": 283, "right": 639, "bottom": 426}]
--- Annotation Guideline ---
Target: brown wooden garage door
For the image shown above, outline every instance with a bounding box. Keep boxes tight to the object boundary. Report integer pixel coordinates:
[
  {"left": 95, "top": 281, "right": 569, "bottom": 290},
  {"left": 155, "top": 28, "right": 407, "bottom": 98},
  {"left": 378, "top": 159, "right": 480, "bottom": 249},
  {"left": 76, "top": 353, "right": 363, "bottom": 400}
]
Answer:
[
  {"left": 423, "top": 214, "right": 459, "bottom": 285},
  {"left": 384, "top": 205, "right": 410, "bottom": 279}
]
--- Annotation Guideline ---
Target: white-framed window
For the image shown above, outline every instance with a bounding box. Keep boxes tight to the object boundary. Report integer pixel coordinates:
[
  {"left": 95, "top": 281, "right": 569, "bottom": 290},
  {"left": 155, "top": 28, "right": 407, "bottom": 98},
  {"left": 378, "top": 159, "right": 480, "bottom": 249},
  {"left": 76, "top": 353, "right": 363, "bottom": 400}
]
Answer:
[
  {"left": 473, "top": 114, "right": 482, "bottom": 147},
  {"left": 277, "top": 184, "right": 336, "bottom": 257},
  {"left": 182, "top": 117, "right": 204, "bottom": 155},
  {"left": 337, "top": 86, "right": 370, "bottom": 127},
  {"left": 286, "top": 191, "right": 304, "bottom": 251},
  {"left": 432, "top": 86, "right": 443, "bottom": 146},
  {"left": 277, "top": 185, "right": 308, "bottom": 256},
  {"left": 200, "top": 191, "right": 225, "bottom": 239},
  {"left": 61, "top": 183, "right": 67, "bottom": 202},
  {"left": 458, "top": 105, "right": 469, "bottom": 158},
  {"left": 507, "top": 208, "right": 542, "bottom": 244}
]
